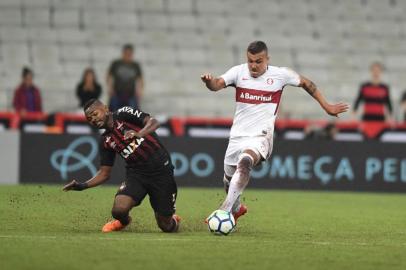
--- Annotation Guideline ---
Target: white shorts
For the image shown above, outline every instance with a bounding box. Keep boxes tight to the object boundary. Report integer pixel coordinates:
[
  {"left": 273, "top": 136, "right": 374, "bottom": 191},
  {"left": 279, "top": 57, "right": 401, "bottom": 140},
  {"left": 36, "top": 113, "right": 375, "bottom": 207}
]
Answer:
[{"left": 224, "top": 135, "right": 274, "bottom": 166}]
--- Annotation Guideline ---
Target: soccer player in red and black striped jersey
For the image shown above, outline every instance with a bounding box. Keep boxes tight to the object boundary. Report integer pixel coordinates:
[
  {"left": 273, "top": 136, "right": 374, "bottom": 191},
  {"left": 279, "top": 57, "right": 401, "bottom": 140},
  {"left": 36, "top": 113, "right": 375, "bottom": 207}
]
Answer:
[
  {"left": 63, "top": 99, "right": 180, "bottom": 233},
  {"left": 353, "top": 62, "right": 393, "bottom": 121}
]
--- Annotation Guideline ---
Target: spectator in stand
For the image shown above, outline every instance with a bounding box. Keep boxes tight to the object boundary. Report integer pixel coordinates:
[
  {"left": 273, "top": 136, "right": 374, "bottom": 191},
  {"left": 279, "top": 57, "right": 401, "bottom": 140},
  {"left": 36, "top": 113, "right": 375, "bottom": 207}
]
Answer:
[
  {"left": 13, "top": 67, "right": 42, "bottom": 114},
  {"left": 76, "top": 68, "right": 102, "bottom": 108},
  {"left": 107, "top": 44, "right": 144, "bottom": 111},
  {"left": 400, "top": 91, "right": 406, "bottom": 122},
  {"left": 353, "top": 62, "right": 393, "bottom": 122},
  {"left": 304, "top": 122, "right": 338, "bottom": 140}
]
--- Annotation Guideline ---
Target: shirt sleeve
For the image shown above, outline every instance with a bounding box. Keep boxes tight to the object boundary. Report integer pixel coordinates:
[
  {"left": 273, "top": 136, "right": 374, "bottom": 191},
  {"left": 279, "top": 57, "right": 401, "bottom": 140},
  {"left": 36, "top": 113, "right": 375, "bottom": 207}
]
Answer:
[
  {"left": 116, "top": 106, "right": 150, "bottom": 126},
  {"left": 280, "top": 67, "right": 301, "bottom": 86},
  {"left": 353, "top": 85, "right": 364, "bottom": 111},
  {"left": 402, "top": 91, "right": 406, "bottom": 102},
  {"left": 385, "top": 86, "right": 393, "bottom": 113},
  {"left": 99, "top": 139, "right": 115, "bottom": 167},
  {"left": 108, "top": 61, "right": 116, "bottom": 75},
  {"left": 220, "top": 65, "right": 240, "bottom": 87},
  {"left": 135, "top": 62, "right": 143, "bottom": 78}
]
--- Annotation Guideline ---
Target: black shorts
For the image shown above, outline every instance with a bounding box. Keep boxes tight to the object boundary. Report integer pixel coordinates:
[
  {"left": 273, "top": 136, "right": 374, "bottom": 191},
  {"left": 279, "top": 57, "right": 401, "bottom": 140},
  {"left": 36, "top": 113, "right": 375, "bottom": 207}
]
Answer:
[{"left": 116, "top": 168, "right": 177, "bottom": 217}]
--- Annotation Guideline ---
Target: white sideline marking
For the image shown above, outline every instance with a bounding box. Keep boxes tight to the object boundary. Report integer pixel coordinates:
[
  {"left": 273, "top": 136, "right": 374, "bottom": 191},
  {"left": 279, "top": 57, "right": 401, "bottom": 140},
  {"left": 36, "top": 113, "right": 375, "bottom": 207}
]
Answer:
[{"left": 0, "top": 235, "right": 404, "bottom": 247}]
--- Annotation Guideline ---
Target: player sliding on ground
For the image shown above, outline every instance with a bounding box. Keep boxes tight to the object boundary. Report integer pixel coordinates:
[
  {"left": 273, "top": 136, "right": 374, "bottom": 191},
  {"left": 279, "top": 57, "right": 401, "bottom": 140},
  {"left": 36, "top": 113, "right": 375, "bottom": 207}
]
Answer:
[
  {"left": 201, "top": 41, "right": 349, "bottom": 225},
  {"left": 63, "top": 99, "right": 180, "bottom": 233}
]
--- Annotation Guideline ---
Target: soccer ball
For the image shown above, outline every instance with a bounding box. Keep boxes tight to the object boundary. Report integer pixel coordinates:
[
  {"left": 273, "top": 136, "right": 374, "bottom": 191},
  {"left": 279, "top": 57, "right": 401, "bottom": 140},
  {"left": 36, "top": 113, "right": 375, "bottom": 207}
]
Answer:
[{"left": 207, "top": 209, "right": 236, "bottom": 236}]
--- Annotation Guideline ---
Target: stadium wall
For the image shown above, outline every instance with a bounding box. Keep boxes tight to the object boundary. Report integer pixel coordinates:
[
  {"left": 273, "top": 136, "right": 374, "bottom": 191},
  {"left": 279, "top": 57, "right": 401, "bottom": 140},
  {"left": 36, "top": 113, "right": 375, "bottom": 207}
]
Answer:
[
  {"left": 15, "top": 134, "right": 406, "bottom": 192},
  {"left": 0, "top": 131, "right": 19, "bottom": 184}
]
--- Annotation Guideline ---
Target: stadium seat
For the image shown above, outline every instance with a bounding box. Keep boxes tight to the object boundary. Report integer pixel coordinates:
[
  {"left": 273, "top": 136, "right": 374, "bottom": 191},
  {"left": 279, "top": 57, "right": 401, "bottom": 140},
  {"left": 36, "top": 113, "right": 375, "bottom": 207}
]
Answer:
[
  {"left": 0, "top": 8, "right": 22, "bottom": 26},
  {"left": 60, "top": 44, "right": 91, "bottom": 62},
  {"left": 167, "top": 0, "right": 194, "bottom": 13},
  {"left": 134, "top": 0, "right": 165, "bottom": 12},
  {"left": 21, "top": 0, "right": 51, "bottom": 8},
  {"left": 83, "top": 10, "right": 110, "bottom": 29},
  {"left": 139, "top": 13, "right": 169, "bottom": 31},
  {"left": 110, "top": 12, "right": 138, "bottom": 30},
  {"left": 28, "top": 29, "right": 58, "bottom": 43},
  {"left": 1, "top": 44, "right": 30, "bottom": 68},
  {"left": 169, "top": 14, "right": 198, "bottom": 32},
  {"left": 0, "top": 27, "right": 28, "bottom": 43},
  {"left": 57, "top": 29, "right": 88, "bottom": 44},
  {"left": 53, "top": 9, "right": 80, "bottom": 29},
  {"left": 23, "top": 8, "right": 50, "bottom": 27}
]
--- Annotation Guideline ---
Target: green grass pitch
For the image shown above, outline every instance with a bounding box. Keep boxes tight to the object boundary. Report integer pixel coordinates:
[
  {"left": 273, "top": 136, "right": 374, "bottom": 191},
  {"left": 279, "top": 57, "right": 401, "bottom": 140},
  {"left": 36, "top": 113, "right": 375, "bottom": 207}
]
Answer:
[{"left": 1, "top": 184, "right": 406, "bottom": 270}]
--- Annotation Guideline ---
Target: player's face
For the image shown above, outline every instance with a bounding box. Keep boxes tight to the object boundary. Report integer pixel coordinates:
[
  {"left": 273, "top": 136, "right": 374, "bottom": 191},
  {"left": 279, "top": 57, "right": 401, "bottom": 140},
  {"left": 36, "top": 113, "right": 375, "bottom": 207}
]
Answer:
[
  {"left": 122, "top": 49, "right": 134, "bottom": 62},
  {"left": 85, "top": 105, "right": 109, "bottom": 128},
  {"left": 23, "top": 73, "right": 33, "bottom": 86},
  {"left": 247, "top": 51, "right": 269, "bottom": 78},
  {"left": 370, "top": 64, "right": 382, "bottom": 82}
]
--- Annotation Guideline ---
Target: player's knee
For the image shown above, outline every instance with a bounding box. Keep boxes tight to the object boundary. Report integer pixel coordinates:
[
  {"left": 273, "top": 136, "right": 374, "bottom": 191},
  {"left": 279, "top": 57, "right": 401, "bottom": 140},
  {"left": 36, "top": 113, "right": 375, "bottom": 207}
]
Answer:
[
  {"left": 156, "top": 215, "right": 178, "bottom": 233},
  {"left": 237, "top": 155, "right": 253, "bottom": 176},
  {"left": 111, "top": 207, "right": 129, "bottom": 220}
]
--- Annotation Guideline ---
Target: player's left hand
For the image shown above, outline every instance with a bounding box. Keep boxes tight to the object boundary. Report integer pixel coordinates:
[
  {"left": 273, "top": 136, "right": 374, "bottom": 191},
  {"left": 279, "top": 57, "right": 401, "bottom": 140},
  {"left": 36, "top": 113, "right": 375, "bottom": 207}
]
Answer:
[
  {"left": 324, "top": 102, "right": 349, "bottom": 117},
  {"left": 63, "top": 180, "right": 88, "bottom": 191},
  {"left": 124, "top": 130, "right": 141, "bottom": 140}
]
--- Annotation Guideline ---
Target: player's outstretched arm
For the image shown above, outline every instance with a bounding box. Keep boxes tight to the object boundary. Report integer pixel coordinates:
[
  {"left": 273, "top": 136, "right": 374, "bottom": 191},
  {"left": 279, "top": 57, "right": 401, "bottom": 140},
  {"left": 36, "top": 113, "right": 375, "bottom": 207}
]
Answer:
[
  {"left": 299, "top": 75, "right": 349, "bottom": 117},
  {"left": 123, "top": 116, "right": 159, "bottom": 140},
  {"left": 63, "top": 166, "right": 112, "bottom": 191},
  {"left": 200, "top": 73, "right": 226, "bottom": 92}
]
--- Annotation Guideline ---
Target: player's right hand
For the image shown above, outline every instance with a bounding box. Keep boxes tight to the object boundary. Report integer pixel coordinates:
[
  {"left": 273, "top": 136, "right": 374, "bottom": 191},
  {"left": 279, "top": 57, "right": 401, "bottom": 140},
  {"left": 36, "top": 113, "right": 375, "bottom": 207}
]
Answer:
[
  {"left": 200, "top": 73, "right": 213, "bottom": 83},
  {"left": 63, "top": 180, "right": 88, "bottom": 191}
]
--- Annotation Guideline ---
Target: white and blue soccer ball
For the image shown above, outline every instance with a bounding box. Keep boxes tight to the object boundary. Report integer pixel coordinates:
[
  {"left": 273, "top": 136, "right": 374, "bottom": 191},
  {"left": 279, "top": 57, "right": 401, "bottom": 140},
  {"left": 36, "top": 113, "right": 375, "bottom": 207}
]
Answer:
[{"left": 207, "top": 209, "right": 236, "bottom": 236}]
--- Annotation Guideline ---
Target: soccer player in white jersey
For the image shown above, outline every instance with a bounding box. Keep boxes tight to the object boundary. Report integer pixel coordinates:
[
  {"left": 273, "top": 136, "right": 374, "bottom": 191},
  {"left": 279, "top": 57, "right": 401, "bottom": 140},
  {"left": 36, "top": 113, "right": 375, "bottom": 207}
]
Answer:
[{"left": 201, "top": 41, "right": 349, "bottom": 223}]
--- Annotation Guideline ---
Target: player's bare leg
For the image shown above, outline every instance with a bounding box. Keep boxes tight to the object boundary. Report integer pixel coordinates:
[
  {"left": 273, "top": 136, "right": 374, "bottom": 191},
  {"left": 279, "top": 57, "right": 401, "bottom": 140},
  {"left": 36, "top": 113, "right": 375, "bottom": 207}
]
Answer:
[
  {"left": 220, "top": 149, "right": 260, "bottom": 213},
  {"left": 102, "top": 195, "right": 136, "bottom": 232},
  {"left": 155, "top": 213, "right": 180, "bottom": 233}
]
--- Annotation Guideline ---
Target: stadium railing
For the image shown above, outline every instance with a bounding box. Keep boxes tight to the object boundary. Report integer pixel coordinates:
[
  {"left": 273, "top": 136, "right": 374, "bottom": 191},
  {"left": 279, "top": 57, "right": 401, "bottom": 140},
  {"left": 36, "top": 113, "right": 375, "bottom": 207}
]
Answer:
[{"left": 1, "top": 112, "right": 406, "bottom": 141}]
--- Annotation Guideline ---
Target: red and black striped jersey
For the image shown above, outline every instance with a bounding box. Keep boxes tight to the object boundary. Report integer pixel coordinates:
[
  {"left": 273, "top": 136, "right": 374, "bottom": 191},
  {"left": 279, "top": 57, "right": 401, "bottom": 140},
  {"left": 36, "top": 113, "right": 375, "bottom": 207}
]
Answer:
[
  {"left": 353, "top": 82, "right": 392, "bottom": 121},
  {"left": 99, "top": 106, "right": 172, "bottom": 174}
]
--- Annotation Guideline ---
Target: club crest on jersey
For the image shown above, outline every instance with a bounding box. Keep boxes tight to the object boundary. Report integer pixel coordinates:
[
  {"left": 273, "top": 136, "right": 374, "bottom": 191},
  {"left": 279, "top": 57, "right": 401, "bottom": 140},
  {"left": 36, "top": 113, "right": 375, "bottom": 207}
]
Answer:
[
  {"left": 266, "top": 78, "right": 274, "bottom": 85},
  {"left": 118, "top": 106, "right": 142, "bottom": 118}
]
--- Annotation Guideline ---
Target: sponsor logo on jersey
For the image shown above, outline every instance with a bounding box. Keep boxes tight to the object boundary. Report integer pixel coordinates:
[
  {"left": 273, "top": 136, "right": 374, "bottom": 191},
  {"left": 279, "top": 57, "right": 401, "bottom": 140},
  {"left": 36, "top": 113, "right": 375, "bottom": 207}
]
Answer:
[
  {"left": 118, "top": 106, "right": 142, "bottom": 118},
  {"left": 117, "top": 121, "right": 124, "bottom": 129},
  {"left": 120, "top": 138, "right": 144, "bottom": 159},
  {"left": 236, "top": 87, "right": 282, "bottom": 105}
]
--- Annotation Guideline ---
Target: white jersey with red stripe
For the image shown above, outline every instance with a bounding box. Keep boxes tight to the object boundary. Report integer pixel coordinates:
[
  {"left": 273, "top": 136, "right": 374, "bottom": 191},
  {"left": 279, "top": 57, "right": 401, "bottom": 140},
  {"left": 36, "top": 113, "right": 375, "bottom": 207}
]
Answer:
[{"left": 221, "top": 64, "right": 300, "bottom": 138}]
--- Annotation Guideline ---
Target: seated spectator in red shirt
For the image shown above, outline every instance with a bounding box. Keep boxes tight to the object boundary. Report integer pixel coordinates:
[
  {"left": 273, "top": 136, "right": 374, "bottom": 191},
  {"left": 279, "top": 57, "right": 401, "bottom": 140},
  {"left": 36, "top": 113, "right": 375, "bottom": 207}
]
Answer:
[
  {"left": 353, "top": 62, "right": 393, "bottom": 122},
  {"left": 13, "top": 67, "right": 42, "bottom": 114},
  {"left": 76, "top": 68, "right": 102, "bottom": 108}
]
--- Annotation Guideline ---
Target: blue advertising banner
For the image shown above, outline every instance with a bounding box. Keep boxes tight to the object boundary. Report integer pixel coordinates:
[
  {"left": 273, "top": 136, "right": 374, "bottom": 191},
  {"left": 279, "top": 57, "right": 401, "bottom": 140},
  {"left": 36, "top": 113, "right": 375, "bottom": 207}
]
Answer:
[{"left": 20, "top": 134, "right": 406, "bottom": 192}]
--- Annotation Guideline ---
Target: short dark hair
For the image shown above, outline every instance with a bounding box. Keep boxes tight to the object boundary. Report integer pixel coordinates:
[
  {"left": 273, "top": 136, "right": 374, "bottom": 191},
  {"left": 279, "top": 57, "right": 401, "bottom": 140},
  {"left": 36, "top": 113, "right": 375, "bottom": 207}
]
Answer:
[
  {"left": 22, "top": 67, "right": 33, "bottom": 78},
  {"left": 122, "top": 44, "right": 134, "bottom": 52},
  {"left": 247, "top": 41, "right": 268, "bottom": 55},
  {"left": 370, "top": 61, "right": 384, "bottom": 71},
  {"left": 83, "top": 98, "right": 98, "bottom": 112}
]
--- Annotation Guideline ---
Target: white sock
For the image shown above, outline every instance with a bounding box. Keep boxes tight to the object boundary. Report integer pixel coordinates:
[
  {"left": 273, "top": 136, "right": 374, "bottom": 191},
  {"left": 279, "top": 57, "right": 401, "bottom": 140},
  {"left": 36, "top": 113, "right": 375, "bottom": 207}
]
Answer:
[
  {"left": 223, "top": 176, "right": 241, "bottom": 213},
  {"left": 220, "top": 154, "right": 253, "bottom": 212}
]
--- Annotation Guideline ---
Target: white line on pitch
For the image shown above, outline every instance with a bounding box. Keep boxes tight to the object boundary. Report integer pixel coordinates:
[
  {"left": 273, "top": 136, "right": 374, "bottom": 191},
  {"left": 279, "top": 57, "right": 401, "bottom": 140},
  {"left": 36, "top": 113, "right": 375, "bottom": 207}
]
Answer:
[{"left": 0, "top": 235, "right": 404, "bottom": 247}]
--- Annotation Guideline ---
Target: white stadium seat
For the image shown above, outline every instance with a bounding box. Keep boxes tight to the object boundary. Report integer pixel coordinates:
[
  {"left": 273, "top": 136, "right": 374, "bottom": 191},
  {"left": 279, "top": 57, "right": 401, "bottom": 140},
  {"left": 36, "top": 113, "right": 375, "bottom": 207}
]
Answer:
[
  {"left": 0, "top": 8, "right": 22, "bottom": 26},
  {"left": 167, "top": 0, "right": 194, "bottom": 13},
  {"left": 24, "top": 8, "right": 51, "bottom": 27},
  {"left": 53, "top": 9, "right": 80, "bottom": 28}
]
